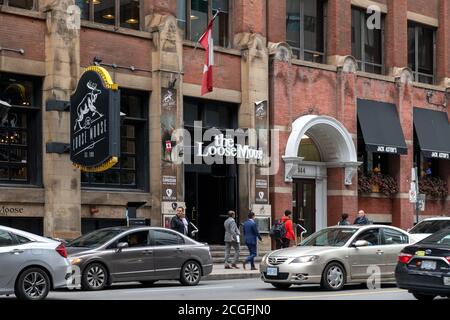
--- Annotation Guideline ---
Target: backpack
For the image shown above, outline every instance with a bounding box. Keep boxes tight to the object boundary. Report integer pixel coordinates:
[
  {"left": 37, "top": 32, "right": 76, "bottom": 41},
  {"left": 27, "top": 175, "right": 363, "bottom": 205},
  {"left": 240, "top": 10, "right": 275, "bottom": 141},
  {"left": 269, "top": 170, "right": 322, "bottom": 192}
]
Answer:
[{"left": 270, "top": 219, "right": 286, "bottom": 239}]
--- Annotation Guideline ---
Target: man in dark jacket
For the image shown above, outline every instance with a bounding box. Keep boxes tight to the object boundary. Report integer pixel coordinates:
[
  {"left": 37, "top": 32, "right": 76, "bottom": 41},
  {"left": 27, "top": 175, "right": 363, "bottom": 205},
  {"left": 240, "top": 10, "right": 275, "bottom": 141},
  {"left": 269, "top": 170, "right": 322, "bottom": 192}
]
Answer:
[
  {"left": 171, "top": 207, "right": 187, "bottom": 235},
  {"left": 354, "top": 210, "right": 370, "bottom": 225},
  {"left": 242, "top": 212, "right": 262, "bottom": 270}
]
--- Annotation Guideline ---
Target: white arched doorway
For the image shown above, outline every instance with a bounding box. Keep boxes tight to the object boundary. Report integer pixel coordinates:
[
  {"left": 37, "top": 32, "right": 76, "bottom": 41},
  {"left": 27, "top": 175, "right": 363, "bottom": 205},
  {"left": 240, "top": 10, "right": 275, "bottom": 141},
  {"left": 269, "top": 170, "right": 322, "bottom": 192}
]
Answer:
[{"left": 283, "top": 115, "right": 360, "bottom": 232}]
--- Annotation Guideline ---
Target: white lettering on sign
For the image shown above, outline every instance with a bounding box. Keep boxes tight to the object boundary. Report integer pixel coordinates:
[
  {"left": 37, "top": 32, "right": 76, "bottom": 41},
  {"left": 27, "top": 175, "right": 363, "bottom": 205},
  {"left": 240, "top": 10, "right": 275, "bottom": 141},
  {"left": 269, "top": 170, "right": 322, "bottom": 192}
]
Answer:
[
  {"left": 196, "top": 134, "right": 263, "bottom": 161},
  {"left": 377, "top": 146, "right": 397, "bottom": 154},
  {"left": 431, "top": 152, "right": 449, "bottom": 159}
]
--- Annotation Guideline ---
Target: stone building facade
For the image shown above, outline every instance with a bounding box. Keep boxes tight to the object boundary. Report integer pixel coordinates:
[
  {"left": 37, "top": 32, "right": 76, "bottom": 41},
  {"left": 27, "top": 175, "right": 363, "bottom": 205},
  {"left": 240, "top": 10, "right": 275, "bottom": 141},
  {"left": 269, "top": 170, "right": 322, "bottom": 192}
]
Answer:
[{"left": 0, "top": 0, "right": 448, "bottom": 249}]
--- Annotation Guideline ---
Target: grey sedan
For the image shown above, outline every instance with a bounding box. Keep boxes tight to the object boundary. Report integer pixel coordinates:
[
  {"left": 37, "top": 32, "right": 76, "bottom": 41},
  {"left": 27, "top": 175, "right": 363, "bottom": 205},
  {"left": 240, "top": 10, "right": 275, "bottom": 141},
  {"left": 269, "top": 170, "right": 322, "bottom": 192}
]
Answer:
[
  {"left": 67, "top": 226, "right": 213, "bottom": 290},
  {"left": 260, "top": 225, "right": 418, "bottom": 291},
  {"left": 0, "top": 226, "right": 71, "bottom": 300}
]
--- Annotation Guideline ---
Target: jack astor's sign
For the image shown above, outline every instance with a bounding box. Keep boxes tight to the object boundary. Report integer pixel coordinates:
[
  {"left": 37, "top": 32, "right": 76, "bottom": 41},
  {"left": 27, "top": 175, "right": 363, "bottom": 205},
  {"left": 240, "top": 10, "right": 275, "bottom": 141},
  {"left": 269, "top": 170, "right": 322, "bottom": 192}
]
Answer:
[{"left": 70, "top": 66, "right": 120, "bottom": 172}]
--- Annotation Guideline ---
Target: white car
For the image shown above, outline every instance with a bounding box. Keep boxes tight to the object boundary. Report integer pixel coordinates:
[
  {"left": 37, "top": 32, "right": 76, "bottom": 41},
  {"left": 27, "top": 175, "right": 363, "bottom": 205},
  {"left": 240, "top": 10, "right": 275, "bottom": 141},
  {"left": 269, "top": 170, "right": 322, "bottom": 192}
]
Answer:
[
  {"left": 408, "top": 217, "right": 450, "bottom": 242},
  {"left": 0, "top": 226, "right": 71, "bottom": 300}
]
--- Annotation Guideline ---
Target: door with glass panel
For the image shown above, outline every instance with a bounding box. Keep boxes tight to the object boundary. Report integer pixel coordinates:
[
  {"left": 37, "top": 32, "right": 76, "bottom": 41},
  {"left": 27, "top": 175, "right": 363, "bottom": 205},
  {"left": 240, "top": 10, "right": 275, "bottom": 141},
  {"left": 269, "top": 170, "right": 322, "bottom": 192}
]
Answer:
[{"left": 294, "top": 179, "right": 316, "bottom": 239}]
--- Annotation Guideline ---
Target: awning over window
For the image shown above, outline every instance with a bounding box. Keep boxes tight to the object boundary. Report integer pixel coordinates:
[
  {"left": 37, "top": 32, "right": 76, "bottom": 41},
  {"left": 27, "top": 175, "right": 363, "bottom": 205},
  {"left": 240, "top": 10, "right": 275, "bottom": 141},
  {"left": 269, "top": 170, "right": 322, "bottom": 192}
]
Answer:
[
  {"left": 357, "top": 99, "right": 408, "bottom": 155},
  {"left": 414, "top": 108, "right": 450, "bottom": 160}
]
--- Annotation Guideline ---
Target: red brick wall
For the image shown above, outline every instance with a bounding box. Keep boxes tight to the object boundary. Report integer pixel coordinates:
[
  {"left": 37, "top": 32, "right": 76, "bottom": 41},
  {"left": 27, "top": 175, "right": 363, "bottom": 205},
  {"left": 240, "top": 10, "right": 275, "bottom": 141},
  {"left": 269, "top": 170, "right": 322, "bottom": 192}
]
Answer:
[
  {"left": 267, "top": 0, "right": 285, "bottom": 43},
  {"left": 142, "top": 0, "right": 177, "bottom": 16},
  {"left": 80, "top": 28, "right": 152, "bottom": 77},
  {"left": 233, "top": 0, "right": 266, "bottom": 36},
  {"left": 407, "top": 0, "right": 439, "bottom": 18},
  {"left": 437, "top": 0, "right": 450, "bottom": 82},
  {"left": 327, "top": 0, "right": 352, "bottom": 58},
  {"left": 0, "top": 13, "right": 45, "bottom": 62},
  {"left": 182, "top": 47, "right": 241, "bottom": 91},
  {"left": 385, "top": 0, "right": 408, "bottom": 70}
]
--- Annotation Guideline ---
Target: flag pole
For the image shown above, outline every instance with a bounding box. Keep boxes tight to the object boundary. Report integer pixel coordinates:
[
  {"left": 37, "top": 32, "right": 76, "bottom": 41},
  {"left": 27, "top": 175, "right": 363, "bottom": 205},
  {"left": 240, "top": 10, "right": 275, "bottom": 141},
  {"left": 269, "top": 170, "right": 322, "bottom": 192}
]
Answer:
[{"left": 192, "top": 9, "right": 221, "bottom": 55}]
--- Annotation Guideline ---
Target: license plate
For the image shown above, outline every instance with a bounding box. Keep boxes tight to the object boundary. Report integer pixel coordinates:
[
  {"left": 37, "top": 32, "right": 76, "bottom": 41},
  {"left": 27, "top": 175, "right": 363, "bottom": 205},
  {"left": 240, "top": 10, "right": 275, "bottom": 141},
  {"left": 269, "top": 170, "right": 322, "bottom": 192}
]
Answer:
[
  {"left": 444, "top": 277, "right": 450, "bottom": 286},
  {"left": 266, "top": 267, "right": 278, "bottom": 276},
  {"left": 421, "top": 260, "right": 437, "bottom": 270}
]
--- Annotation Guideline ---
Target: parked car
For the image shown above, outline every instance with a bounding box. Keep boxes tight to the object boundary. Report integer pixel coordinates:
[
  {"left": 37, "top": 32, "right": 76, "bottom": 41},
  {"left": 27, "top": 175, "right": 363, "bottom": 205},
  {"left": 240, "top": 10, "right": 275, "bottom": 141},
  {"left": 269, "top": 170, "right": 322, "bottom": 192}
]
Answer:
[
  {"left": 395, "top": 228, "right": 450, "bottom": 301},
  {"left": 0, "top": 225, "right": 71, "bottom": 300},
  {"left": 66, "top": 226, "right": 213, "bottom": 291},
  {"left": 260, "top": 225, "right": 416, "bottom": 291},
  {"left": 408, "top": 217, "right": 450, "bottom": 242}
]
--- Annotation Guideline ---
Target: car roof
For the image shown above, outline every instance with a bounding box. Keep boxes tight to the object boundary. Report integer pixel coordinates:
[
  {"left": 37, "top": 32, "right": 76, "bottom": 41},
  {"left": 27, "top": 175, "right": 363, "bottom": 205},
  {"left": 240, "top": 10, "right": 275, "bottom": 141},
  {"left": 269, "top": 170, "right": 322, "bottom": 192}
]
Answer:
[
  {"left": 419, "top": 217, "right": 450, "bottom": 221},
  {"left": 328, "top": 224, "right": 408, "bottom": 233},
  {"left": 0, "top": 225, "right": 56, "bottom": 243}
]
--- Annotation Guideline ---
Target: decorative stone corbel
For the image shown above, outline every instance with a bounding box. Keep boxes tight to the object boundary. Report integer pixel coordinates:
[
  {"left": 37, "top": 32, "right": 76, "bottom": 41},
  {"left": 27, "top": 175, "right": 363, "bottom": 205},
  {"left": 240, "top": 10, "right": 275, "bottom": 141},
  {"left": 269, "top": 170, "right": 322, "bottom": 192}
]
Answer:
[
  {"left": 268, "top": 42, "right": 292, "bottom": 63},
  {"left": 334, "top": 55, "right": 358, "bottom": 74},
  {"left": 283, "top": 156, "right": 304, "bottom": 182},
  {"left": 344, "top": 165, "right": 358, "bottom": 186},
  {"left": 393, "top": 67, "right": 414, "bottom": 87}
]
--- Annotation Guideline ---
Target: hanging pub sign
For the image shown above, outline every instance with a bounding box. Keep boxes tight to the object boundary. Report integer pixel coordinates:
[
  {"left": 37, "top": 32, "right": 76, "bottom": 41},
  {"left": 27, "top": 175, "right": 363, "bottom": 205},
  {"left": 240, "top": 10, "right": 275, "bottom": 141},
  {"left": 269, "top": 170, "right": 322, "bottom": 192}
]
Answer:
[{"left": 70, "top": 66, "right": 120, "bottom": 172}]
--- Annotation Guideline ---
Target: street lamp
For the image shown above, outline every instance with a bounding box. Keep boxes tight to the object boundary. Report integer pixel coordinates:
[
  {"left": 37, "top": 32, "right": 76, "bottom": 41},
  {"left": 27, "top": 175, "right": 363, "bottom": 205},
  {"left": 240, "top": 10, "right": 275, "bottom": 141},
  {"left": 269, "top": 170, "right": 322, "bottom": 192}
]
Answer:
[{"left": 0, "top": 99, "right": 11, "bottom": 120}]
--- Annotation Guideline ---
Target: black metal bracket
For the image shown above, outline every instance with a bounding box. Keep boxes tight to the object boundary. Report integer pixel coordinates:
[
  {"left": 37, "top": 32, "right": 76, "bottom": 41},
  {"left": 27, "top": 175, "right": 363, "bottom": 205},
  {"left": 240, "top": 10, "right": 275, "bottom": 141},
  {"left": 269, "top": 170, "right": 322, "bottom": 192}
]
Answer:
[
  {"left": 46, "top": 142, "right": 70, "bottom": 154},
  {"left": 46, "top": 100, "right": 71, "bottom": 112}
]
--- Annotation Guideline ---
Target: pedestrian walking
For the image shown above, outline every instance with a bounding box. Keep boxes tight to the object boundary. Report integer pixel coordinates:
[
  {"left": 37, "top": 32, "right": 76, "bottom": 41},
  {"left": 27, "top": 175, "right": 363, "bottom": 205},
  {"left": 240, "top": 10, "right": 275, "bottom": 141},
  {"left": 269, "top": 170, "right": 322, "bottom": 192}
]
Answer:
[
  {"left": 242, "top": 212, "right": 262, "bottom": 270},
  {"left": 353, "top": 210, "right": 370, "bottom": 225},
  {"left": 224, "top": 211, "right": 240, "bottom": 269},
  {"left": 279, "top": 210, "right": 295, "bottom": 248},
  {"left": 338, "top": 213, "right": 351, "bottom": 226},
  {"left": 170, "top": 207, "right": 187, "bottom": 235}
]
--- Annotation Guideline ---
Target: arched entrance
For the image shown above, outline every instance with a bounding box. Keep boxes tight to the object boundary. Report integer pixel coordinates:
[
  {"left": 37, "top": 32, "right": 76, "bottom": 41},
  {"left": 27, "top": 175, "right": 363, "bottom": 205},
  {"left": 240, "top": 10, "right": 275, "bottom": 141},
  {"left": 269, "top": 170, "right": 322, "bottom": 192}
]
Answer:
[{"left": 283, "top": 115, "right": 359, "bottom": 234}]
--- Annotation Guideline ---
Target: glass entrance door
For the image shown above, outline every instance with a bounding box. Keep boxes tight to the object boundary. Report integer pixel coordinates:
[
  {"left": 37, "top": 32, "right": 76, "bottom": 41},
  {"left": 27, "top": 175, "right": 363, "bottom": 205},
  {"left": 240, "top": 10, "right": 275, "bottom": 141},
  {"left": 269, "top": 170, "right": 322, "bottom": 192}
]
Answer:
[{"left": 293, "top": 179, "right": 316, "bottom": 238}]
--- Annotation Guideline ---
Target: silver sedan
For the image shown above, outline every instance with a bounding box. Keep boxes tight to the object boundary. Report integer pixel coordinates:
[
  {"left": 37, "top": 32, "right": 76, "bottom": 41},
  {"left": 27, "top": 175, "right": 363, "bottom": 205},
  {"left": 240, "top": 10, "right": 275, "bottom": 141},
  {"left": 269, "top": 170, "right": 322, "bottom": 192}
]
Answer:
[
  {"left": 0, "top": 226, "right": 71, "bottom": 300},
  {"left": 67, "top": 226, "right": 213, "bottom": 290},
  {"left": 260, "top": 225, "right": 417, "bottom": 291}
]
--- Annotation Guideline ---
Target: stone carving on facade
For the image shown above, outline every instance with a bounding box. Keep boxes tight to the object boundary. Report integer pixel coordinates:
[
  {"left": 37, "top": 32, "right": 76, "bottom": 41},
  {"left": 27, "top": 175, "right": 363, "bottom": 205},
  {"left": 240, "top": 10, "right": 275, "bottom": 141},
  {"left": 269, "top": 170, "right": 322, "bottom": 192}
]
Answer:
[
  {"left": 268, "top": 42, "right": 292, "bottom": 63},
  {"left": 393, "top": 67, "right": 414, "bottom": 86},
  {"left": 335, "top": 55, "right": 358, "bottom": 74}
]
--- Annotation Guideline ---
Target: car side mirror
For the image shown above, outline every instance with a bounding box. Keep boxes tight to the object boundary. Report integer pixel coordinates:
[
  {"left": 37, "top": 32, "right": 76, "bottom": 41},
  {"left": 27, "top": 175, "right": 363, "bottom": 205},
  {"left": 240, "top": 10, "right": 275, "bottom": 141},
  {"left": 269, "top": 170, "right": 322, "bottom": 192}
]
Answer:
[
  {"left": 116, "top": 242, "right": 129, "bottom": 252},
  {"left": 353, "top": 240, "right": 369, "bottom": 248}
]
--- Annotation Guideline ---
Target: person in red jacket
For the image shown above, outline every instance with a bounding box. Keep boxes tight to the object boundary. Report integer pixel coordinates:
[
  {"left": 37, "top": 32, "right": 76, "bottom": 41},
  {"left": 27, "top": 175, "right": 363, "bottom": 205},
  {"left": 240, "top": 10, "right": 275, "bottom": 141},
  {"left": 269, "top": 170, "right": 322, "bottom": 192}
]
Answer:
[{"left": 281, "top": 210, "right": 296, "bottom": 248}]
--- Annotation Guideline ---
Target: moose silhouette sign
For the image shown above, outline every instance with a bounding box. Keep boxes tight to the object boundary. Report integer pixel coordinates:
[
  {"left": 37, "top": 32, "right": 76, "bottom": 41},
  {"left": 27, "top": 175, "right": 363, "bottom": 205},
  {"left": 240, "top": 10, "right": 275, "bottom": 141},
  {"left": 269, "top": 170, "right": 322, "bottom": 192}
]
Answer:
[{"left": 70, "top": 66, "right": 120, "bottom": 172}]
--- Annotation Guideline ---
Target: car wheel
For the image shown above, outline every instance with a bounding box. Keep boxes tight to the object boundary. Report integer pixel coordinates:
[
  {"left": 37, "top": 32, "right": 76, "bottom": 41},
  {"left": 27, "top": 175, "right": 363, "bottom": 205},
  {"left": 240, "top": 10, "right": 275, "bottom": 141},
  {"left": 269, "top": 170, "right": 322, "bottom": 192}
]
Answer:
[
  {"left": 15, "top": 268, "right": 50, "bottom": 301},
  {"left": 180, "top": 261, "right": 201, "bottom": 286},
  {"left": 271, "top": 283, "right": 292, "bottom": 290},
  {"left": 321, "top": 262, "right": 346, "bottom": 291},
  {"left": 82, "top": 263, "right": 108, "bottom": 291},
  {"left": 412, "top": 293, "right": 436, "bottom": 301},
  {"left": 140, "top": 280, "right": 157, "bottom": 287}
]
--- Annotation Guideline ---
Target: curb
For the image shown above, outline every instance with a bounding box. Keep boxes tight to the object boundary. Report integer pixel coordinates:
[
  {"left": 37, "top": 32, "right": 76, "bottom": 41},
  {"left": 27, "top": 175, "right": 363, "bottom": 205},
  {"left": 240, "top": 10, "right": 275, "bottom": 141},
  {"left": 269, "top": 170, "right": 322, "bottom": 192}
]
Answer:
[{"left": 204, "top": 272, "right": 261, "bottom": 281}]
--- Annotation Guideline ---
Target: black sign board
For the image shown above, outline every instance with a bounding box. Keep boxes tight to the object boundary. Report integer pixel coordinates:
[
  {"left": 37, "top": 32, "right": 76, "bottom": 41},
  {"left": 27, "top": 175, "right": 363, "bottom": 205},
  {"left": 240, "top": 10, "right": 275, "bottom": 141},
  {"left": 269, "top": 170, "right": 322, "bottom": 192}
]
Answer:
[{"left": 70, "top": 66, "right": 120, "bottom": 172}]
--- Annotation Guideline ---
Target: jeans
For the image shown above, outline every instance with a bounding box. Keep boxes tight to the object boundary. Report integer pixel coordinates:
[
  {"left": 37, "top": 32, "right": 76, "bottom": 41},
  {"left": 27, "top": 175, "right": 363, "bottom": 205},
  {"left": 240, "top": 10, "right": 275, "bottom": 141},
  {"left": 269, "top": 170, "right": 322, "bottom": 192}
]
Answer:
[
  {"left": 224, "top": 241, "right": 240, "bottom": 265},
  {"left": 275, "top": 238, "right": 290, "bottom": 249},
  {"left": 245, "top": 243, "right": 257, "bottom": 266}
]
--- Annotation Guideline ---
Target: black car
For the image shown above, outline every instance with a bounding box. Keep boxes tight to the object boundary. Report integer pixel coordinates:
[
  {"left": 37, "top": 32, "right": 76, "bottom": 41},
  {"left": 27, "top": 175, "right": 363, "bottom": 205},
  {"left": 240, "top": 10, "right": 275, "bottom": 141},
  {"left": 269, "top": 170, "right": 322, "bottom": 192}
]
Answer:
[{"left": 395, "top": 228, "right": 450, "bottom": 301}]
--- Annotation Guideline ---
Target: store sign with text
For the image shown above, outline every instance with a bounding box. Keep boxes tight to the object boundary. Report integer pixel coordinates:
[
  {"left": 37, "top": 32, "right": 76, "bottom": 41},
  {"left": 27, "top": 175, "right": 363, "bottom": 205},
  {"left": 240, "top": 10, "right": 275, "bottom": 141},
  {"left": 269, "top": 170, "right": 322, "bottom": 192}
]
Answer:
[
  {"left": 70, "top": 66, "right": 120, "bottom": 172},
  {"left": 196, "top": 134, "right": 264, "bottom": 161}
]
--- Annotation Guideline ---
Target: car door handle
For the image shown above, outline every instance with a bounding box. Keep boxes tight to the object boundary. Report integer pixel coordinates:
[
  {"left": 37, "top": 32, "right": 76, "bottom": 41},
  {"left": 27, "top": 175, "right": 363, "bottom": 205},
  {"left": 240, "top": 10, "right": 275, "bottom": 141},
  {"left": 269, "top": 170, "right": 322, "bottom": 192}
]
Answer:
[
  {"left": 176, "top": 248, "right": 184, "bottom": 252},
  {"left": 142, "top": 250, "right": 153, "bottom": 255},
  {"left": 10, "top": 249, "right": 24, "bottom": 255},
  {"left": 376, "top": 250, "right": 384, "bottom": 255}
]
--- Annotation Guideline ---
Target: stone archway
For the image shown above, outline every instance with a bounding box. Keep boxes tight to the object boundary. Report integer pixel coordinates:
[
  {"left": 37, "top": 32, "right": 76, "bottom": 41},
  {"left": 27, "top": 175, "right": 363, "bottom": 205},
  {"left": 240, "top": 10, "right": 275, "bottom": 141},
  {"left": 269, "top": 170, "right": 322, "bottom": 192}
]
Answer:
[{"left": 283, "top": 115, "right": 360, "bottom": 231}]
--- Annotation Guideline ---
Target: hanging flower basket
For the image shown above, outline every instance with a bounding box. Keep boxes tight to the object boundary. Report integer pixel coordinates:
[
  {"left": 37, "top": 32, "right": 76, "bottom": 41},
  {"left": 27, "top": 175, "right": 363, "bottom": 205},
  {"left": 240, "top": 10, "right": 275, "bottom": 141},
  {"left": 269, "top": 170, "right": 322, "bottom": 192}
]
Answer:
[
  {"left": 358, "top": 172, "right": 399, "bottom": 196},
  {"left": 419, "top": 176, "right": 448, "bottom": 199}
]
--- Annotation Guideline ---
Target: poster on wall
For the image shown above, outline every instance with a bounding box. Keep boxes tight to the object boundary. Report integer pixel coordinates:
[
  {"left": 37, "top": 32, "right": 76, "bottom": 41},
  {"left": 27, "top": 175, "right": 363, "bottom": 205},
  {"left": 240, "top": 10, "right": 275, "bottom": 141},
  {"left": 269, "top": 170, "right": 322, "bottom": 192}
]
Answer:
[
  {"left": 70, "top": 66, "right": 120, "bottom": 172},
  {"left": 161, "top": 88, "right": 178, "bottom": 202},
  {"left": 254, "top": 100, "right": 269, "bottom": 205}
]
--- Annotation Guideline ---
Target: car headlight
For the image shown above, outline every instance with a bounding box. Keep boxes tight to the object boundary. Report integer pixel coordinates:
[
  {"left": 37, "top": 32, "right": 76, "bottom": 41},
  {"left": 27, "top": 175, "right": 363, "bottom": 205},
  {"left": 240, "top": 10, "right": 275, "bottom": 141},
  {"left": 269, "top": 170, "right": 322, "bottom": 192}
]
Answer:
[
  {"left": 70, "top": 258, "right": 83, "bottom": 265},
  {"left": 290, "top": 255, "right": 319, "bottom": 264}
]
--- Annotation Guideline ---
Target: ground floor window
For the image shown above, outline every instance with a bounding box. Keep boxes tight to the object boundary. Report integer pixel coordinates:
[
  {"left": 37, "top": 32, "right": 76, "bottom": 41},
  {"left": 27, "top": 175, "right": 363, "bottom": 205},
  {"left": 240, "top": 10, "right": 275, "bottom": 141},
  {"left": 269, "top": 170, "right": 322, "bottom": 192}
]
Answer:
[
  {"left": 0, "top": 73, "right": 42, "bottom": 185},
  {"left": 81, "top": 89, "right": 148, "bottom": 190},
  {"left": 0, "top": 217, "right": 43, "bottom": 235}
]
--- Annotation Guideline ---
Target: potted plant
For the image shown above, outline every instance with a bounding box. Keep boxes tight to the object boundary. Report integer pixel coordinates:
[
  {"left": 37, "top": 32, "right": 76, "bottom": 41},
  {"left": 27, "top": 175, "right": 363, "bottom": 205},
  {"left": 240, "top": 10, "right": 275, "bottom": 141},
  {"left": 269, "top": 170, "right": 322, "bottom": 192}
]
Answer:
[{"left": 358, "top": 170, "right": 399, "bottom": 196}]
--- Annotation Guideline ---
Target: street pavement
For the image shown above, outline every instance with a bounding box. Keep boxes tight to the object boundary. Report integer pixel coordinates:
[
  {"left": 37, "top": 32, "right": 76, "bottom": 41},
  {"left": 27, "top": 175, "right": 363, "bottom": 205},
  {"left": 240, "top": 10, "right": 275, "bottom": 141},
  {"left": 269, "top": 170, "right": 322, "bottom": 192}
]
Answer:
[{"left": 1, "top": 278, "right": 433, "bottom": 300}]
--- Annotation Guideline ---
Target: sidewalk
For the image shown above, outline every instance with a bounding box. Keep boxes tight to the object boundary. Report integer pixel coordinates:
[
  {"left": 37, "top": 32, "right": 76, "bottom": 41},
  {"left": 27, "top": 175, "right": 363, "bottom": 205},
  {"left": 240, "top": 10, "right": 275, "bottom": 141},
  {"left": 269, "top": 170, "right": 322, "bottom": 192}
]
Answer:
[{"left": 204, "top": 263, "right": 261, "bottom": 281}]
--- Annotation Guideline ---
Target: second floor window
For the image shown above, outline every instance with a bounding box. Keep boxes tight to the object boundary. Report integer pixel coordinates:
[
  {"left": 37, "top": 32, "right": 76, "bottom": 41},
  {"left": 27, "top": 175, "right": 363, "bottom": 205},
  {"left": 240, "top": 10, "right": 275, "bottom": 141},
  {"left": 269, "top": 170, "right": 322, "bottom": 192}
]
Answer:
[
  {"left": 286, "top": 0, "right": 326, "bottom": 63},
  {"left": 408, "top": 22, "right": 435, "bottom": 84},
  {"left": 78, "top": 0, "right": 141, "bottom": 31},
  {"left": 351, "top": 7, "right": 383, "bottom": 74},
  {"left": 177, "top": 0, "right": 230, "bottom": 48},
  {"left": 0, "top": 0, "right": 37, "bottom": 10}
]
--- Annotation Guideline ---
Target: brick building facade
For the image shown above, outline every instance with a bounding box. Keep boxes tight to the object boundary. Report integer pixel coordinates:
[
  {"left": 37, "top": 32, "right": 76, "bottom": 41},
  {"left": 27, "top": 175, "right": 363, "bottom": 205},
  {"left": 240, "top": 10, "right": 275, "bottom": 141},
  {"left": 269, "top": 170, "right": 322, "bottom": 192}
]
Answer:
[{"left": 0, "top": 0, "right": 448, "bottom": 248}]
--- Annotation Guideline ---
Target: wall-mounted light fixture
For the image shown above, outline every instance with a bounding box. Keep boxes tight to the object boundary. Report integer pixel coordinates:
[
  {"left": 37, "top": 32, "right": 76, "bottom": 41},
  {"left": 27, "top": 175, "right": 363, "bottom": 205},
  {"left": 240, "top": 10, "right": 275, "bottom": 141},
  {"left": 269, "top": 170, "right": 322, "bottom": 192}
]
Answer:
[{"left": 0, "top": 47, "right": 25, "bottom": 55}]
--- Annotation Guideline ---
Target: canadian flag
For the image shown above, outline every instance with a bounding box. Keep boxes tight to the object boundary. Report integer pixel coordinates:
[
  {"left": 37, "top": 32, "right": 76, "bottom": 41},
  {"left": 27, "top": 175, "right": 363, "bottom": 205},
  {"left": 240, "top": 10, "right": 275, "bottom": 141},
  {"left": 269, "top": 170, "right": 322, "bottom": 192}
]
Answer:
[{"left": 199, "top": 15, "right": 217, "bottom": 95}]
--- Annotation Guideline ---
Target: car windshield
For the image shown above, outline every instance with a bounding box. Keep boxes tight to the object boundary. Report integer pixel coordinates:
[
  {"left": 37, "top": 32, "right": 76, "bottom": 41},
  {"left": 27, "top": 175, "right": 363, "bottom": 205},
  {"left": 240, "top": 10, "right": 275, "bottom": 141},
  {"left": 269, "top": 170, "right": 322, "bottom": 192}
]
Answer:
[
  {"left": 300, "top": 228, "right": 358, "bottom": 247},
  {"left": 420, "top": 229, "right": 450, "bottom": 247},
  {"left": 409, "top": 220, "right": 450, "bottom": 234},
  {"left": 67, "top": 229, "right": 123, "bottom": 248}
]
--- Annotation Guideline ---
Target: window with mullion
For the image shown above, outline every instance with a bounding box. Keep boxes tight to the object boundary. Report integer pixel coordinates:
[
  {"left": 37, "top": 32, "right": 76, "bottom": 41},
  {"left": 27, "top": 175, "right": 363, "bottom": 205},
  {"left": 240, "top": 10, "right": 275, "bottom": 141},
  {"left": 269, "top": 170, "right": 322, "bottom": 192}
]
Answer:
[
  {"left": 79, "top": 0, "right": 141, "bottom": 31},
  {"left": 286, "top": 0, "right": 326, "bottom": 63},
  {"left": 81, "top": 89, "right": 148, "bottom": 189},
  {"left": 351, "top": 8, "right": 383, "bottom": 74},
  {"left": 177, "top": 0, "right": 230, "bottom": 48},
  {"left": 2, "top": 0, "right": 37, "bottom": 10},
  {"left": 0, "top": 73, "right": 41, "bottom": 185},
  {"left": 408, "top": 22, "right": 435, "bottom": 85}
]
